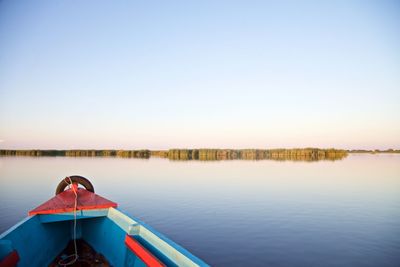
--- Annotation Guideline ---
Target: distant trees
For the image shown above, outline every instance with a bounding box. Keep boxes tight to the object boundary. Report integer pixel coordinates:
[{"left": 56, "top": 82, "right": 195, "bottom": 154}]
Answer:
[
  {"left": 161, "top": 148, "right": 348, "bottom": 161},
  {"left": 347, "top": 149, "right": 400, "bottom": 154},
  {"left": 0, "top": 150, "right": 150, "bottom": 158},
  {"left": 8, "top": 148, "right": 400, "bottom": 161},
  {"left": 0, "top": 150, "right": 65, "bottom": 156}
]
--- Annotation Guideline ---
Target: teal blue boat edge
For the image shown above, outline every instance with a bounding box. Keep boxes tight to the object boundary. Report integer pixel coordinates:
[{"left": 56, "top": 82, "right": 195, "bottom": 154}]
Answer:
[
  {"left": 107, "top": 207, "right": 210, "bottom": 267},
  {"left": 0, "top": 215, "right": 71, "bottom": 266},
  {"left": 1, "top": 207, "right": 209, "bottom": 267}
]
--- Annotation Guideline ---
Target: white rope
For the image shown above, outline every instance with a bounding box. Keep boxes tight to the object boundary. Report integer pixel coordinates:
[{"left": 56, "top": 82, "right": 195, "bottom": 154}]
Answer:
[{"left": 58, "top": 176, "right": 78, "bottom": 266}]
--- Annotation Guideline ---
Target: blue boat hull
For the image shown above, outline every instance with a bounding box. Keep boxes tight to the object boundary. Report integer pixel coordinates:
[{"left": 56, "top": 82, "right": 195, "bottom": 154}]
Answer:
[{"left": 0, "top": 208, "right": 208, "bottom": 267}]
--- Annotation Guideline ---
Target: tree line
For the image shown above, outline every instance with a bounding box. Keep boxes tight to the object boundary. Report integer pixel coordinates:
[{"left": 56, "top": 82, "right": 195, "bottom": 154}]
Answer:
[
  {"left": 0, "top": 150, "right": 151, "bottom": 158},
  {"left": 164, "top": 148, "right": 348, "bottom": 161},
  {"left": 0, "top": 148, "right": 348, "bottom": 161},
  {"left": 347, "top": 149, "right": 400, "bottom": 154}
]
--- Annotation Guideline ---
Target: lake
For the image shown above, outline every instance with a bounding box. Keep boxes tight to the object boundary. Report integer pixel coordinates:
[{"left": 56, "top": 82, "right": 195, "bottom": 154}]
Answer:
[{"left": 0, "top": 154, "right": 399, "bottom": 266}]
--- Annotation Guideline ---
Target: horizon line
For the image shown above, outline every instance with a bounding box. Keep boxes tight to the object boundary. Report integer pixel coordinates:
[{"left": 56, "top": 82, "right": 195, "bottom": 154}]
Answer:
[{"left": 0, "top": 148, "right": 399, "bottom": 151}]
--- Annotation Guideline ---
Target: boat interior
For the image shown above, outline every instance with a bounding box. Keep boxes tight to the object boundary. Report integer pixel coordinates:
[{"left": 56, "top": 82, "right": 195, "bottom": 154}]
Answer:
[
  {"left": 0, "top": 183, "right": 207, "bottom": 267},
  {"left": 1, "top": 207, "right": 205, "bottom": 267}
]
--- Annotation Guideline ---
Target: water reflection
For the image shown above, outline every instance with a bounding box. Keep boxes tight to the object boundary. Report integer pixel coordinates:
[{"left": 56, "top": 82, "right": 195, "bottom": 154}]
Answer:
[
  {"left": 0, "top": 148, "right": 348, "bottom": 161},
  {"left": 0, "top": 154, "right": 399, "bottom": 266},
  {"left": 166, "top": 148, "right": 348, "bottom": 161}
]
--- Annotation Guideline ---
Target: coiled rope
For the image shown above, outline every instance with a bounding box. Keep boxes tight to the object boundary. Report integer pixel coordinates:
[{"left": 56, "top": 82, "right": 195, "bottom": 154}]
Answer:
[{"left": 58, "top": 176, "right": 79, "bottom": 266}]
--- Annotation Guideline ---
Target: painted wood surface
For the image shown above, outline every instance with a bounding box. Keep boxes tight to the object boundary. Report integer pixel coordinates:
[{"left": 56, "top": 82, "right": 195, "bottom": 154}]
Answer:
[
  {"left": 125, "top": 235, "right": 165, "bottom": 267},
  {"left": 29, "top": 188, "right": 117, "bottom": 215}
]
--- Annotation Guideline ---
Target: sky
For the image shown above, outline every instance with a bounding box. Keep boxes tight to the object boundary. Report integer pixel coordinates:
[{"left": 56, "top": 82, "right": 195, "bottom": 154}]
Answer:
[{"left": 0, "top": 0, "right": 399, "bottom": 150}]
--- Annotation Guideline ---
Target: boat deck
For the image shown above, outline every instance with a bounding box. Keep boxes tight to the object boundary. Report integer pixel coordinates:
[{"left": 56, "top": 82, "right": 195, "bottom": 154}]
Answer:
[{"left": 49, "top": 239, "right": 110, "bottom": 267}]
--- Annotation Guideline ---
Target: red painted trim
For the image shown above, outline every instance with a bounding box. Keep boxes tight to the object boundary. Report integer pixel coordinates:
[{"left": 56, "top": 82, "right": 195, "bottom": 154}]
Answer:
[
  {"left": 0, "top": 250, "right": 19, "bottom": 267},
  {"left": 72, "top": 182, "right": 78, "bottom": 193},
  {"left": 125, "top": 235, "right": 165, "bottom": 267},
  {"left": 28, "top": 188, "right": 118, "bottom": 215},
  {"left": 28, "top": 204, "right": 117, "bottom": 215}
]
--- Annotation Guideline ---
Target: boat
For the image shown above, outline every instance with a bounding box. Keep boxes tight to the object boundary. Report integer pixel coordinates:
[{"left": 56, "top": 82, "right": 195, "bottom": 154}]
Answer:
[{"left": 0, "top": 175, "right": 209, "bottom": 267}]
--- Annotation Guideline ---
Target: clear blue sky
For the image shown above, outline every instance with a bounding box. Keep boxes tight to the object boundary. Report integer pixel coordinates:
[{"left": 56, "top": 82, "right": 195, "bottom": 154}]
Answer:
[{"left": 0, "top": 0, "right": 399, "bottom": 149}]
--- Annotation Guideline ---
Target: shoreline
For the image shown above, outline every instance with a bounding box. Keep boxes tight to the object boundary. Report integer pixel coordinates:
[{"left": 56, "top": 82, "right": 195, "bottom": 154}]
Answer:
[
  {"left": 1, "top": 148, "right": 398, "bottom": 161},
  {"left": 0, "top": 148, "right": 348, "bottom": 161}
]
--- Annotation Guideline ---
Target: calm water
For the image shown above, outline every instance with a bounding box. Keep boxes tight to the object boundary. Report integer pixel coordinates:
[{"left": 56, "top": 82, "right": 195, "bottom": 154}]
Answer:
[{"left": 0, "top": 154, "right": 399, "bottom": 266}]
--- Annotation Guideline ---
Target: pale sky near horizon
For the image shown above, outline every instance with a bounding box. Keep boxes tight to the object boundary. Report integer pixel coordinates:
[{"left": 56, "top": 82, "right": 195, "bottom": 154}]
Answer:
[{"left": 0, "top": 0, "right": 399, "bottom": 150}]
